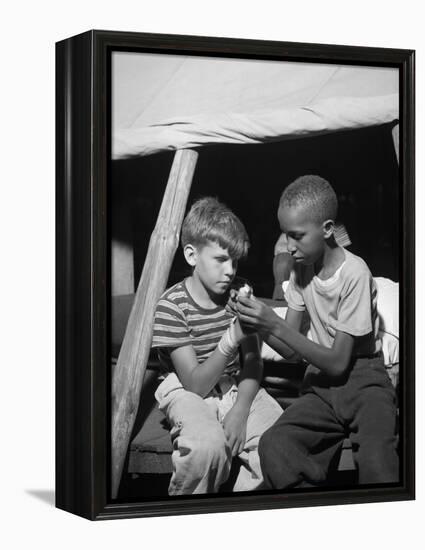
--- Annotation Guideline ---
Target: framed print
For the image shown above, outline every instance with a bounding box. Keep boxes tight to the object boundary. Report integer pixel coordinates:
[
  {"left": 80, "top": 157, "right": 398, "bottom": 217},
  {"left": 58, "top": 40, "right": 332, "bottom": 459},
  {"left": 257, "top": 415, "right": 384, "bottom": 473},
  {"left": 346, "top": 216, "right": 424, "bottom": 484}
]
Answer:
[{"left": 56, "top": 30, "right": 415, "bottom": 520}]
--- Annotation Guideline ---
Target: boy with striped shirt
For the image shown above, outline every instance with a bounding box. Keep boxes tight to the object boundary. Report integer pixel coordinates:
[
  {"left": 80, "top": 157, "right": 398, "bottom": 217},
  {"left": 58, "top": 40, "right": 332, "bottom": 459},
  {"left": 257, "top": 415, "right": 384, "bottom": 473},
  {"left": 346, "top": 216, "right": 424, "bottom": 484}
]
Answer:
[{"left": 152, "top": 197, "right": 282, "bottom": 495}]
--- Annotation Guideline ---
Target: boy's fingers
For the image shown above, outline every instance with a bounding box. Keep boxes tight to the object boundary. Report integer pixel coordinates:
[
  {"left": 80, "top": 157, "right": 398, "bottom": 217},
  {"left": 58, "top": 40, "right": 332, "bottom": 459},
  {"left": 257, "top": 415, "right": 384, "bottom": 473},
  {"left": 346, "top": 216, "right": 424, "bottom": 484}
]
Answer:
[
  {"left": 224, "top": 429, "right": 241, "bottom": 455},
  {"left": 229, "top": 289, "right": 238, "bottom": 299},
  {"left": 228, "top": 437, "right": 236, "bottom": 456},
  {"left": 237, "top": 295, "right": 253, "bottom": 307},
  {"left": 238, "top": 314, "right": 256, "bottom": 326},
  {"left": 224, "top": 426, "right": 233, "bottom": 442},
  {"left": 237, "top": 303, "right": 257, "bottom": 318},
  {"left": 236, "top": 300, "right": 252, "bottom": 313},
  {"left": 226, "top": 292, "right": 239, "bottom": 314}
]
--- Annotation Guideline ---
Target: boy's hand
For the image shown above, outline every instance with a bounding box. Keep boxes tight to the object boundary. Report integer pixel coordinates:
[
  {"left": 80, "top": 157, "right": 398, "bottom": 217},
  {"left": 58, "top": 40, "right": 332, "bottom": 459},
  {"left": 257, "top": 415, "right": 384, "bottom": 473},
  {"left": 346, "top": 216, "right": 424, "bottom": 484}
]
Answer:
[
  {"left": 236, "top": 295, "right": 280, "bottom": 336},
  {"left": 233, "top": 316, "right": 251, "bottom": 341},
  {"left": 222, "top": 404, "right": 249, "bottom": 456},
  {"left": 225, "top": 288, "right": 239, "bottom": 316},
  {"left": 226, "top": 289, "right": 257, "bottom": 336}
]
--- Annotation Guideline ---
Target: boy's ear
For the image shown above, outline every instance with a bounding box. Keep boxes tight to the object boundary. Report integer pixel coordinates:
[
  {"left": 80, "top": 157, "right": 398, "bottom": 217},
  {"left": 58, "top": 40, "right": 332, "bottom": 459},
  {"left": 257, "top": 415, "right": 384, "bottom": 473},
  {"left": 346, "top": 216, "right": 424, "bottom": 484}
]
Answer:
[
  {"left": 322, "top": 219, "right": 335, "bottom": 239},
  {"left": 183, "top": 244, "right": 197, "bottom": 267}
]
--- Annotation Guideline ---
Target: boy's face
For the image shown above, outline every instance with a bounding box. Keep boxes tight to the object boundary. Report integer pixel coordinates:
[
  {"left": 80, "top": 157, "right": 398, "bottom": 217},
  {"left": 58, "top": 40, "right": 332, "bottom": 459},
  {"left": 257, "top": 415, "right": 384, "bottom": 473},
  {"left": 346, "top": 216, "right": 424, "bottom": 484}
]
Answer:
[
  {"left": 278, "top": 204, "right": 327, "bottom": 265},
  {"left": 187, "top": 241, "right": 237, "bottom": 296}
]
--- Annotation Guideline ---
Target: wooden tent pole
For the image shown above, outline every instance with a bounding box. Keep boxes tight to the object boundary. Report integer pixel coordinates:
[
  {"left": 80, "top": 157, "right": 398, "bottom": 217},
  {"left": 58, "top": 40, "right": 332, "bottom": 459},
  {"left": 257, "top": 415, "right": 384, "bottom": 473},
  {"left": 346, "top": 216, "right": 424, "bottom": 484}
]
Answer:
[{"left": 111, "top": 148, "right": 199, "bottom": 498}]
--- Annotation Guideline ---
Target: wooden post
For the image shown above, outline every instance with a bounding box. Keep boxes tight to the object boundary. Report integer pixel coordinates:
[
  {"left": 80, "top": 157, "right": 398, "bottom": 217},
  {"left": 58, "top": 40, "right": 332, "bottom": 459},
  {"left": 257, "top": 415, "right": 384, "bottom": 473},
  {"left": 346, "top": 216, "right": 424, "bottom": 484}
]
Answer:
[
  {"left": 111, "top": 149, "right": 198, "bottom": 498},
  {"left": 392, "top": 122, "right": 399, "bottom": 165}
]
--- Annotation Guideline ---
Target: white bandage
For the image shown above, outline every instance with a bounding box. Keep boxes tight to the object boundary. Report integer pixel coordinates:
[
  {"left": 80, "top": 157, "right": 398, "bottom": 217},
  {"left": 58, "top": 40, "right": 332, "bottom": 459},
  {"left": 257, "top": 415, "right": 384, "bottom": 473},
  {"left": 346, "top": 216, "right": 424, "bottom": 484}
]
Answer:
[
  {"left": 218, "top": 319, "right": 243, "bottom": 358},
  {"left": 218, "top": 284, "right": 252, "bottom": 359}
]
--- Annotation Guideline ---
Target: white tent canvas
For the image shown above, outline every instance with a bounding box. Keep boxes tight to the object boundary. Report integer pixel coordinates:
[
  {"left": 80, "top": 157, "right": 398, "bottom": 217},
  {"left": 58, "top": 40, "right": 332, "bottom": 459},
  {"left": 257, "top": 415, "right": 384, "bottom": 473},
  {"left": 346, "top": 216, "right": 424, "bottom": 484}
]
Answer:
[{"left": 112, "top": 52, "right": 398, "bottom": 159}]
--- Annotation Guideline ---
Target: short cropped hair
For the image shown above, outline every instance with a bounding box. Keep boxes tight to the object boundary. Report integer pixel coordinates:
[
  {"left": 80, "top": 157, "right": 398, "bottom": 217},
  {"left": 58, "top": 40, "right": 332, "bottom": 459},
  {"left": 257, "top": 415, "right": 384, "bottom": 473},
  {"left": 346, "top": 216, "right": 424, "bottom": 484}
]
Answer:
[
  {"left": 279, "top": 175, "right": 338, "bottom": 223},
  {"left": 181, "top": 197, "right": 250, "bottom": 260}
]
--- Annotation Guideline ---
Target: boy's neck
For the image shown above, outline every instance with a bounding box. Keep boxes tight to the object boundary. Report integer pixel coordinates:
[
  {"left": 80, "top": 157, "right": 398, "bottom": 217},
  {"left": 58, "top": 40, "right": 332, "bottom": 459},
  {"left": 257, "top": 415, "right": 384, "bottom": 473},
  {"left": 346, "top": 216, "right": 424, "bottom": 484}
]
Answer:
[
  {"left": 186, "top": 274, "right": 223, "bottom": 309},
  {"left": 314, "top": 244, "right": 345, "bottom": 280}
]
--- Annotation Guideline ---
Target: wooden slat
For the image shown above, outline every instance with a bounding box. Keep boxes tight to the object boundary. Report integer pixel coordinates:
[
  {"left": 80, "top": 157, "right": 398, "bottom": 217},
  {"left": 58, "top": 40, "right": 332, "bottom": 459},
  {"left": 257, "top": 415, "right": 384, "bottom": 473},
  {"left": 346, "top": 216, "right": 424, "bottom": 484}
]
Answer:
[{"left": 111, "top": 148, "right": 199, "bottom": 498}]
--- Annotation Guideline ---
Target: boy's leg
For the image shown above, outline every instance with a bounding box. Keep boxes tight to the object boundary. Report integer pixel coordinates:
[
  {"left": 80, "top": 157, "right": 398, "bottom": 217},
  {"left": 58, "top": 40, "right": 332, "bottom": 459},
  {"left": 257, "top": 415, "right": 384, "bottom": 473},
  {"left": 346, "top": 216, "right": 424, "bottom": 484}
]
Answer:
[
  {"left": 155, "top": 374, "right": 232, "bottom": 495},
  {"left": 345, "top": 359, "right": 399, "bottom": 484},
  {"left": 258, "top": 391, "right": 345, "bottom": 489},
  {"left": 231, "top": 388, "right": 283, "bottom": 492}
]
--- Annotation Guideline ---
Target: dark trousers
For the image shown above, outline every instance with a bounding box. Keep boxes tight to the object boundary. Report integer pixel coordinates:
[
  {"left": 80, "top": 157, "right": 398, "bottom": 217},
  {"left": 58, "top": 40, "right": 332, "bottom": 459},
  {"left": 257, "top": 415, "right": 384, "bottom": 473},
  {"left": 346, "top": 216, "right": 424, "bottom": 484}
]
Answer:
[{"left": 259, "top": 357, "right": 399, "bottom": 489}]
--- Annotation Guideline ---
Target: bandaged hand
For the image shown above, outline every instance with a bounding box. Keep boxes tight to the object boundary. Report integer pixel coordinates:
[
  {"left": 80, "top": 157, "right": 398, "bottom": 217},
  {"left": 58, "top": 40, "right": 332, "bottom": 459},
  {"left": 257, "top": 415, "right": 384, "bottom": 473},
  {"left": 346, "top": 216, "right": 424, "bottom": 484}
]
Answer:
[
  {"left": 218, "top": 318, "right": 245, "bottom": 358},
  {"left": 221, "top": 284, "right": 256, "bottom": 358},
  {"left": 225, "top": 288, "right": 239, "bottom": 315},
  {"left": 225, "top": 283, "right": 252, "bottom": 315},
  {"left": 236, "top": 285, "right": 258, "bottom": 335}
]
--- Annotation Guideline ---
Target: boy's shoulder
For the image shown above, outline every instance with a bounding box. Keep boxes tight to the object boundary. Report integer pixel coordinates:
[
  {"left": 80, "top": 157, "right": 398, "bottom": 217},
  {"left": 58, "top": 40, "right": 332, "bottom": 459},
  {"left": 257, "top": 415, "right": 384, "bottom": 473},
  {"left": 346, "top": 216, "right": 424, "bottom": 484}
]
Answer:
[
  {"left": 159, "top": 280, "right": 187, "bottom": 304},
  {"left": 156, "top": 280, "right": 189, "bottom": 317},
  {"left": 292, "top": 249, "right": 372, "bottom": 287},
  {"left": 342, "top": 249, "right": 373, "bottom": 280}
]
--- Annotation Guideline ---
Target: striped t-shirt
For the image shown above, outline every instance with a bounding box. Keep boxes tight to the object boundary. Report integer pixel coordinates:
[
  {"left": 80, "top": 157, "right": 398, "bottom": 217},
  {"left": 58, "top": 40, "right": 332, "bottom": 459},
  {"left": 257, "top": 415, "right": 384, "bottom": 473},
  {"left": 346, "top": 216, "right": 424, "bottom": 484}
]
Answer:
[{"left": 152, "top": 279, "right": 239, "bottom": 376}]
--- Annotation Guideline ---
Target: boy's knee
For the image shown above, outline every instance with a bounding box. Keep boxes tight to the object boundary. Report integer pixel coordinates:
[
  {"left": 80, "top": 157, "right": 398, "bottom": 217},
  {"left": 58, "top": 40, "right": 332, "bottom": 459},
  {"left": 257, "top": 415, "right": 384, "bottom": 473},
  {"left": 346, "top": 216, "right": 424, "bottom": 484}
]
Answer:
[
  {"left": 259, "top": 425, "right": 307, "bottom": 489},
  {"left": 190, "top": 429, "right": 230, "bottom": 468},
  {"left": 258, "top": 426, "right": 273, "bottom": 459},
  {"left": 259, "top": 423, "right": 290, "bottom": 462}
]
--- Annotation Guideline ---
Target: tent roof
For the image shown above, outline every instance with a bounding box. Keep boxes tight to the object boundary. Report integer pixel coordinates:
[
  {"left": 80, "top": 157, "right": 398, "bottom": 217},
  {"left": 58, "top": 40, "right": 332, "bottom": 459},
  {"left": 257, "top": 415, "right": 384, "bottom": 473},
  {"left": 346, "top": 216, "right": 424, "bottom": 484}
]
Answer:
[{"left": 112, "top": 52, "right": 399, "bottom": 159}]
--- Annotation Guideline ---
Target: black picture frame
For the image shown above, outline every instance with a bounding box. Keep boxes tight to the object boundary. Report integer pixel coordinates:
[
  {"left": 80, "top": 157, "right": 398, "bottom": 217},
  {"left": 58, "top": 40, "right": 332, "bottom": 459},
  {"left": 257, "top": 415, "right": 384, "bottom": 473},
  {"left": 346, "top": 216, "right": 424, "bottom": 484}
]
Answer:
[{"left": 56, "top": 30, "right": 415, "bottom": 521}]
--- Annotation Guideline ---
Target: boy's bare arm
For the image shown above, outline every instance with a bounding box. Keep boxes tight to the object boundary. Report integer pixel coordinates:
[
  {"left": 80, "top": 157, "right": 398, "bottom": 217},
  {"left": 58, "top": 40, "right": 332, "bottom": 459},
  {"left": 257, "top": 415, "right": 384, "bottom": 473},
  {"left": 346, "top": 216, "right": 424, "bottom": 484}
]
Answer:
[
  {"left": 234, "top": 333, "right": 263, "bottom": 407},
  {"left": 169, "top": 315, "right": 249, "bottom": 397},
  {"left": 237, "top": 296, "right": 355, "bottom": 378},
  {"left": 269, "top": 322, "right": 355, "bottom": 377},
  {"left": 229, "top": 290, "right": 304, "bottom": 361},
  {"left": 170, "top": 343, "right": 235, "bottom": 398},
  {"left": 223, "top": 333, "right": 262, "bottom": 456},
  {"left": 262, "top": 307, "right": 304, "bottom": 362}
]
